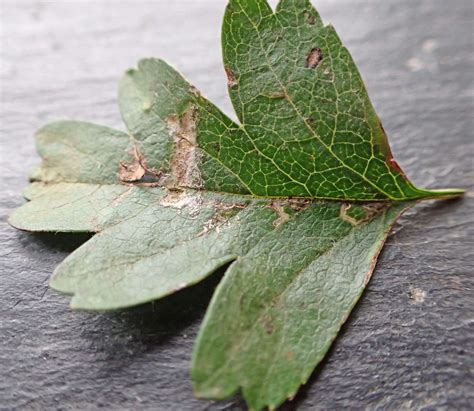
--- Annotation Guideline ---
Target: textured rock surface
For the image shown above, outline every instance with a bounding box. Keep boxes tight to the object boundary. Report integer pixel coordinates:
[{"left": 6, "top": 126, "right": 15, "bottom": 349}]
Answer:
[{"left": 0, "top": 0, "right": 472, "bottom": 409}]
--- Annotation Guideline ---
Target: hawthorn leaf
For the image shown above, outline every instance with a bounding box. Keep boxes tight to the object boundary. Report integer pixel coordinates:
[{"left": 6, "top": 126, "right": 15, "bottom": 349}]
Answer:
[
  {"left": 11, "top": 182, "right": 144, "bottom": 233},
  {"left": 192, "top": 201, "right": 407, "bottom": 410},
  {"left": 8, "top": 0, "right": 464, "bottom": 410},
  {"left": 29, "top": 121, "right": 133, "bottom": 184},
  {"left": 217, "top": 0, "right": 462, "bottom": 200},
  {"left": 50, "top": 188, "right": 279, "bottom": 310}
]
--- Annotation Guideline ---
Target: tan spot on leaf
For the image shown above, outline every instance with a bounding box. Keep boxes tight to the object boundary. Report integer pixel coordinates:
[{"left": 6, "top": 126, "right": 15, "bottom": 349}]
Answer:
[
  {"left": 119, "top": 144, "right": 146, "bottom": 182},
  {"left": 224, "top": 66, "right": 239, "bottom": 88},
  {"left": 167, "top": 105, "right": 203, "bottom": 190},
  {"left": 306, "top": 47, "right": 323, "bottom": 69}
]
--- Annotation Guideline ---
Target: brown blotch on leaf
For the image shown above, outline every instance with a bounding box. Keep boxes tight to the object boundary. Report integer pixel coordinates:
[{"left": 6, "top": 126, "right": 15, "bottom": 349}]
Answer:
[
  {"left": 304, "top": 11, "right": 316, "bottom": 25},
  {"left": 264, "top": 91, "right": 287, "bottom": 99},
  {"left": 211, "top": 142, "right": 221, "bottom": 153},
  {"left": 119, "top": 144, "right": 146, "bottom": 183},
  {"left": 196, "top": 203, "right": 246, "bottom": 237},
  {"left": 224, "top": 66, "right": 239, "bottom": 88},
  {"left": 166, "top": 106, "right": 203, "bottom": 189},
  {"left": 268, "top": 201, "right": 290, "bottom": 228},
  {"left": 119, "top": 143, "right": 162, "bottom": 185},
  {"left": 306, "top": 47, "right": 323, "bottom": 69},
  {"left": 262, "top": 316, "right": 274, "bottom": 335},
  {"left": 340, "top": 202, "right": 389, "bottom": 226},
  {"left": 119, "top": 161, "right": 145, "bottom": 183},
  {"left": 287, "top": 197, "right": 312, "bottom": 212}
]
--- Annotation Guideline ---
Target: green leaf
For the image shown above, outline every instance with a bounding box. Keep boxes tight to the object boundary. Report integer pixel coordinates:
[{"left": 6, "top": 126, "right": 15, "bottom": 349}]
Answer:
[
  {"left": 30, "top": 121, "right": 132, "bottom": 184},
  {"left": 217, "top": 0, "right": 461, "bottom": 200},
  {"left": 192, "top": 202, "right": 407, "bottom": 410},
  {"left": 50, "top": 188, "right": 278, "bottom": 310},
  {"left": 8, "top": 0, "right": 463, "bottom": 409}
]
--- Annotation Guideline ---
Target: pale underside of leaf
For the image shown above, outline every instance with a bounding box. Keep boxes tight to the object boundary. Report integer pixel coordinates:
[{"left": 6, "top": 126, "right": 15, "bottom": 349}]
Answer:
[
  {"left": 10, "top": 174, "right": 409, "bottom": 410},
  {"left": 49, "top": 186, "right": 278, "bottom": 310},
  {"left": 192, "top": 201, "right": 407, "bottom": 410},
  {"left": 10, "top": 178, "right": 407, "bottom": 329}
]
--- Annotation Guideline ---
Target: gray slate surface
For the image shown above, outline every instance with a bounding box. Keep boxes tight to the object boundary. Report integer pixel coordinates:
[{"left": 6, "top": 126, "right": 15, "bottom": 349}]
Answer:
[{"left": 1, "top": 0, "right": 473, "bottom": 409}]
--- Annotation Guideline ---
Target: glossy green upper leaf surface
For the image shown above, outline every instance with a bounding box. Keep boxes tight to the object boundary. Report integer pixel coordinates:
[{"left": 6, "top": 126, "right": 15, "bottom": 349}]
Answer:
[
  {"left": 8, "top": 0, "right": 462, "bottom": 410},
  {"left": 217, "top": 0, "right": 461, "bottom": 200}
]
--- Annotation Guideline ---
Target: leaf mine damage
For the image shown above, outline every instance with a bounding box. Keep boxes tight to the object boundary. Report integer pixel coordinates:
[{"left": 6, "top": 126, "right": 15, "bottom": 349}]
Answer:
[
  {"left": 263, "top": 91, "right": 287, "bottom": 99},
  {"left": 166, "top": 105, "right": 203, "bottom": 190},
  {"left": 197, "top": 202, "right": 246, "bottom": 237},
  {"left": 159, "top": 190, "right": 203, "bottom": 216},
  {"left": 304, "top": 11, "right": 316, "bottom": 25},
  {"left": 224, "top": 66, "right": 239, "bottom": 88},
  {"left": 268, "top": 202, "right": 290, "bottom": 228},
  {"left": 120, "top": 143, "right": 149, "bottom": 182},
  {"left": 268, "top": 198, "right": 312, "bottom": 227},
  {"left": 119, "top": 140, "right": 164, "bottom": 185},
  {"left": 340, "top": 202, "right": 390, "bottom": 226},
  {"left": 306, "top": 47, "right": 323, "bottom": 69},
  {"left": 119, "top": 158, "right": 145, "bottom": 182}
]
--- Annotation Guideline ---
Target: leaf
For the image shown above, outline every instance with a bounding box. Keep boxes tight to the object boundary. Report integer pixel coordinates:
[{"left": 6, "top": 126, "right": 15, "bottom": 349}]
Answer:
[
  {"left": 45, "top": 186, "right": 279, "bottom": 310},
  {"left": 216, "top": 0, "right": 462, "bottom": 200},
  {"left": 29, "top": 121, "right": 133, "bottom": 184},
  {"left": 8, "top": 0, "right": 463, "bottom": 409},
  {"left": 192, "top": 202, "right": 406, "bottom": 410}
]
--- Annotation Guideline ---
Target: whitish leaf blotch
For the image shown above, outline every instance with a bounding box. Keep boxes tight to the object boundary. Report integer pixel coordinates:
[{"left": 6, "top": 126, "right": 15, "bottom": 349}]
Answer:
[{"left": 9, "top": 0, "right": 463, "bottom": 409}]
